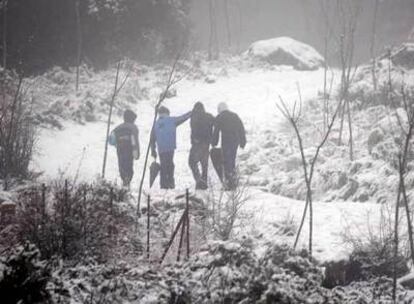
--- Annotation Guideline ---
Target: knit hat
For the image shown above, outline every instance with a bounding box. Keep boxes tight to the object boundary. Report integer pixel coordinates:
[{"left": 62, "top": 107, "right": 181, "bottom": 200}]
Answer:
[
  {"left": 124, "top": 109, "right": 137, "bottom": 123},
  {"left": 217, "top": 102, "right": 228, "bottom": 114},
  {"left": 158, "top": 106, "right": 170, "bottom": 115}
]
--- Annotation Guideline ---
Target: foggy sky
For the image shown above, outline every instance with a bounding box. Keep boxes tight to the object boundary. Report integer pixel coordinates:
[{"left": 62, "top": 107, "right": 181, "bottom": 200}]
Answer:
[{"left": 189, "top": 0, "right": 414, "bottom": 64}]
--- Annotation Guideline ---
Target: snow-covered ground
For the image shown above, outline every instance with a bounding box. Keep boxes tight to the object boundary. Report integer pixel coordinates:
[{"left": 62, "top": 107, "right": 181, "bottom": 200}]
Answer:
[{"left": 33, "top": 62, "right": 383, "bottom": 262}]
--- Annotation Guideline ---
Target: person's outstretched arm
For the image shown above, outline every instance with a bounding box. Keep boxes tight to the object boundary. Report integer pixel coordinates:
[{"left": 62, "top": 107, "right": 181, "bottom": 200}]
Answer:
[{"left": 174, "top": 111, "right": 192, "bottom": 127}]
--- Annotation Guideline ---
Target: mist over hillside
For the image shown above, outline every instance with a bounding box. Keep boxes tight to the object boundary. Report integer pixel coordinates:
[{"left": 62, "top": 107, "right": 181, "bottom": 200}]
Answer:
[
  {"left": 2, "top": 1, "right": 414, "bottom": 303},
  {"left": 190, "top": 0, "right": 413, "bottom": 64}
]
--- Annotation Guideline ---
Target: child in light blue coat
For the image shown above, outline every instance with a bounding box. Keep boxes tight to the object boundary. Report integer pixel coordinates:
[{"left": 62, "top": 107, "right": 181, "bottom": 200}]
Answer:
[{"left": 150, "top": 106, "right": 191, "bottom": 189}]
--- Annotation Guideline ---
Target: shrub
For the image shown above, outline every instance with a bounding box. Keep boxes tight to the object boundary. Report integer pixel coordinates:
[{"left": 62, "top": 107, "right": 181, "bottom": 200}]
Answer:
[
  {"left": 14, "top": 179, "right": 141, "bottom": 262},
  {"left": 349, "top": 239, "right": 409, "bottom": 280},
  {"left": 0, "top": 73, "right": 37, "bottom": 188},
  {"left": 338, "top": 208, "right": 409, "bottom": 285},
  {"left": 48, "top": 240, "right": 412, "bottom": 303},
  {"left": 0, "top": 243, "right": 51, "bottom": 304},
  {"left": 201, "top": 181, "right": 251, "bottom": 241}
]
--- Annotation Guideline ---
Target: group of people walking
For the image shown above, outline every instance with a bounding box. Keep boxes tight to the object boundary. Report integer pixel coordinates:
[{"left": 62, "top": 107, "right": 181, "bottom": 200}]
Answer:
[{"left": 110, "top": 102, "right": 246, "bottom": 191}]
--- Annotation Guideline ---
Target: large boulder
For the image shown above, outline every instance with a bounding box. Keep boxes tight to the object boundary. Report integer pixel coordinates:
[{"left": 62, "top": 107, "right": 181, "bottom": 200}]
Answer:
[
  {"left": 390, "top": 43, "right": 414, "bottom": 70},
  {"left": 246, "top": 37, "right": 325, "bottom": 70}
]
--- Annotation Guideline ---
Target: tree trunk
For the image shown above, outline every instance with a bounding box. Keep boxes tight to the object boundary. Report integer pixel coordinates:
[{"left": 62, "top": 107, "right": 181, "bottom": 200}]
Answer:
[
  {"left": 323, "top": 35, "right": 329, "bottom": 132},
  {"left": 346, "top": 98, "right": 354, "bottom": 161},
  {"left": 308, "top": 188, "right": 313, "bottom": 256},
  {"left": 223, "top": 0, "right": 232, "bottom": 49},
  {"left": 236, "top": 0, "right": 242, "bottom": 52},
  {"left": 399, "top": 109, "right": 414, "bottom": 266},
  {"left": 75, "top": 0, "right": 82, "bottom": 91},
  {"left": 370, "top": 0, "right": 379, "bottom": 93},
  {"left": 2, "top": 0, "right": 7, "bottom": 70},
  {"left": 401, "top": 170, "right": 414, "bottom": 266},
  {"left": 393, "top": 183, "right": 401, "bottom": 303},
  {"left": 212, "top": 0, "right": 219, "bottom": 59},
  {"left": 208, "top": 0, "right": 214, "bottom": 60},
  {"left": 102, "top": 62, "right": 121, "bottom": 179},
  {"left": 136, "top": 55, "right": 182, "bottom": 216}
]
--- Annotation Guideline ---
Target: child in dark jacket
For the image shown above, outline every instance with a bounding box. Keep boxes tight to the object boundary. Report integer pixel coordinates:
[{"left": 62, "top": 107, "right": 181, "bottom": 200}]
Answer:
[{"left": 111, "top": 109, "right": 140, "bottom": 188}]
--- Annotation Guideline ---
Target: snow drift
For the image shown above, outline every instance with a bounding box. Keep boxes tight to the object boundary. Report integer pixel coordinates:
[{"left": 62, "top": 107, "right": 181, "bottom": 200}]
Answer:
[{"left": 246, "top": 37, "right": 325, "bottom": 70}]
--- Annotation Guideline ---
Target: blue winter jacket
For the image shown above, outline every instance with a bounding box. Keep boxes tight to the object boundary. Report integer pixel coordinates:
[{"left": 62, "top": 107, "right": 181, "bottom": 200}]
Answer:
[{"left": 151, "top": 112, "right": 191, "bottom": 154}]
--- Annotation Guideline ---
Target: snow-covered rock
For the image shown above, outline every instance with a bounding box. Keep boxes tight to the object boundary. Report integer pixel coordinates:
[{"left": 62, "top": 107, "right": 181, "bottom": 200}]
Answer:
[
  {"left": 246, "top": 37, "right": 325, "bottom": 70},
  {"left": 391, "top": 42, "right": 414, "bottom": 70},
  {"left": 399, "top": 272, "right": 414, "bottom": 290}
]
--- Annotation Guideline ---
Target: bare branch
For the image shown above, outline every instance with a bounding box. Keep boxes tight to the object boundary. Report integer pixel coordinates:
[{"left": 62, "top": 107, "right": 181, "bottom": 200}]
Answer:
[{"left": 137, "top": 50, "right": 188, "bottom": 216}]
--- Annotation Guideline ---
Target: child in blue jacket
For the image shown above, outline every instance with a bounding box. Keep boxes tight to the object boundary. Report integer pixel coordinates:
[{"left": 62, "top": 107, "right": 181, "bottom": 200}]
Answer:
[{"left": 150, "top": 106, "right": 191, "bottom": 189}]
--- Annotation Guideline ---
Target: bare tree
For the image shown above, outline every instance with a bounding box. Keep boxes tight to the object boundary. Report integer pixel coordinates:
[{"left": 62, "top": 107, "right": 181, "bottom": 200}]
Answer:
[
  {"left": 223, "top": 0, "right": 232, "bottom": 49},
  {"left": 101, "top": 62, "right": 130, "bottom": 179},
  {"left": 336, "top": 0, "right": 361, "bottom": 161},
  {"left": 208, "top": 0, "right": 219, "bottom": 60},
  {"left": 1, "top": 0, "right": 7, "bottom": 70},
  {"left": 321, "top": 0, "right": 360, "bottom": 160},
  {"left": 409, "top": 26, "right": 414, "bottom": 42},
  {"left": 391, "top": 87, "right": 414, "bottom": 303},
  {"left": 202, "top": 178, "right": 250, "bottom": 241},
  {"left": 320, "top": 0, "right": 335, "bottom": 132},
  {"left": 399, "top": 87, "right": 414, "bottom": 266},
  {"left": 235, "top": 0, "right": 243, "bottom": 52},
  {"left": 277, "top": 87, "right": 341, "bottom": 256},
  {"left": 74, "top": 0, "right": 82, "bottom": 91},
  {"left": 382, "top": 51, "right": 414, "bottom": 302},
  {"left": 370, "top": 0, "right": 380, "bottom": 93},
  {"left": 136, "top": 54, "right": 189, "bottom": 216}
]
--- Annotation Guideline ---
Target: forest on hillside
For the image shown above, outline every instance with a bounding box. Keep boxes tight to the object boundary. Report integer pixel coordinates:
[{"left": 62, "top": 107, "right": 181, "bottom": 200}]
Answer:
[{"left": 1, "top": 0, "right": 413, "bottom": 74}]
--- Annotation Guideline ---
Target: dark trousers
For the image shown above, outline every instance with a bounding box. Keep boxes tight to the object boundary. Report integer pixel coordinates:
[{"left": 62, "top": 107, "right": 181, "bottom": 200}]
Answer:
[
  {"left": 159, "top": 151, "right": 175, "bottom": 189},
  {"left": 189, "top": 143, "right": 210, "bottom": 189},
  {"left": 117, "top": 147, "right": 133, "bottom": 187},
  {"left": 222, "top": 143, "right": 238, "bottom": 190}
]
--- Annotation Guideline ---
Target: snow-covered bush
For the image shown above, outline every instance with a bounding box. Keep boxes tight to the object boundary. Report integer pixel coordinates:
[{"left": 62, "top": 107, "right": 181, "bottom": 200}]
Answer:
[
  {"left": 14, "top": 180, "right": 140, "bottom": 262},
  {"left": 273, "top": 212, "right": 297, "bottom": 237},
  {"left": 348, "top": 239, "right": 409, "bottom": 281},
  {"left": 341, "top": 204, "right": 409, "bottom": 283},
  {"left": 246, "top": 37, "right": 325, "bottom": 70},
  {"left": 201, "top": 183, "right": 251, "bottom": 241},
  {"left": 34, "top": 239, "right": 413, "bottom": 303},
  {"left": 350, "top": 43, "right": 414, "bottom": 108},
  {"left": 0, "top": 243, "right": 52, "bottom": 304}
]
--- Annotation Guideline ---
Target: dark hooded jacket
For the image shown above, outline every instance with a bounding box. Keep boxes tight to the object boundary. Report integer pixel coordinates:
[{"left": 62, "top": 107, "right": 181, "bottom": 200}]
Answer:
[
  {"left": 113, "top": 110, "right": 140, "bottom": 155},
  {"left": 212, "top": 110, "right": 246, "bottom": 148},
  {"left": 191, "top": 102, "right": 214, "bottom": 145}
]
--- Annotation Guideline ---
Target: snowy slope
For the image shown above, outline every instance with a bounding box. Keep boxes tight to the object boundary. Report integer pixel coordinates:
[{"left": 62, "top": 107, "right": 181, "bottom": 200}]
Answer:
[{"left": 33, "top": 61, "right": 383, "bottom": 262}]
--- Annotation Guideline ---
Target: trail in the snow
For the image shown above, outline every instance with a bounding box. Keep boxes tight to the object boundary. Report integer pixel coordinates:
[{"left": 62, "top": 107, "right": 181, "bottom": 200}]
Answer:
[
  {"left": 34, "top": 67, "right": 328, "bottom": 185},
  {"left": 34, "top": 66, "right": 379, "bottom": 262}
]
